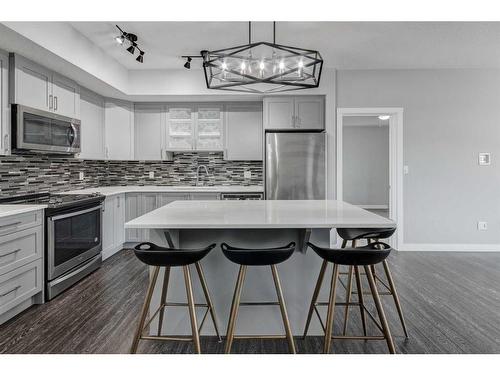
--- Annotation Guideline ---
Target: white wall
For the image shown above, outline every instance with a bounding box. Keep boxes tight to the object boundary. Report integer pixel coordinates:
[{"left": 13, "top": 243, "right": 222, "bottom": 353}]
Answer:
[
  {"left": 337, "top": 69, "right": 500, "bottom": 247},
  {"left": 343, "top": 125, "right": 389, "bottom": 207}
]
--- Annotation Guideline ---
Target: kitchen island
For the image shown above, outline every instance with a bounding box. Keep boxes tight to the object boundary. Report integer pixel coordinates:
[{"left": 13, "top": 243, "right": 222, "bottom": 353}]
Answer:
[{"left": 125, "top": 200, "right": 395, "bottom": 336}]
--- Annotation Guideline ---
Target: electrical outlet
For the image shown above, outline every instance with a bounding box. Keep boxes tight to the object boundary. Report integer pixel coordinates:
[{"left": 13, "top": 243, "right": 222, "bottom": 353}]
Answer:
[
  {"left": 79, "top": 171, "right": 84, "bottom": 181},
  {"left": 244, "top": 171, "right": 252, "bottom": 179},
  {"left": 403, "top": 165, "right": 409, "bottom": 175},
  {"left": 478, "top": 153, "right": 491, "bottom": 166},
  {"left": 477, "top": 221, "right": 488, "bottom": 231},
  {"left": 148, "top": 171, "right": 155, "bottom": 179}
]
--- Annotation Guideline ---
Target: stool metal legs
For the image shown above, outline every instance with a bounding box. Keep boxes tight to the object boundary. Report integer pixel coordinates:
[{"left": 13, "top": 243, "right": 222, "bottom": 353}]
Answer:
[
  {"left": 195, "top": 262, "right": 223, "bottom": 342},
  {"left": 342, "top": 239, "right": 408, "bottom": 338},
  {"left": 302, "top": 259, "right": 328, "bottom": 339},
  {"left": 353, "top": 266, "right": 368, "bottom": 336},
  {"left": 131, "top": 262, "right": 221, "bottom": 354},
  {"left": 323, "top": 264, "right": 340, "bottom": 353},
  {"left": 382, "top": 260, "right": 409, "bottom": 338},
  {"left": 183, "top": 265, "right": 201, "bottom": 354},
  {"left": 225, "top": 265, "right": 247, "bottom": 353},
  {"left": 157, "top": 266, "right": 171, "bottom": 336},
  {"left": 271, "top": 264, "right": 296, "bottom": 354},
  {"left": 225, "top": 265, "right": 296, "bottom": 354},
  {"left": 131, "top": 266, "right": 161, "bottom": 354},
  {"left": 364, "top": 266, "right": 396, "bottom": 354}
]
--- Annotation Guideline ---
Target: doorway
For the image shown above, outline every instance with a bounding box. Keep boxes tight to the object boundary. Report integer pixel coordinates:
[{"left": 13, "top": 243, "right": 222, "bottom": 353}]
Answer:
[{"left": 336, "top": 108, "right": 404, "bottom": 248}]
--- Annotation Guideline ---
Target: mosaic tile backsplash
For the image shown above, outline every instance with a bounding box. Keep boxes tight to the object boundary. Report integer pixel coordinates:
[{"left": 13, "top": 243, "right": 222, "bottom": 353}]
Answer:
[{"left": 0, "top": 153, "right": 263, "bottom": 198}]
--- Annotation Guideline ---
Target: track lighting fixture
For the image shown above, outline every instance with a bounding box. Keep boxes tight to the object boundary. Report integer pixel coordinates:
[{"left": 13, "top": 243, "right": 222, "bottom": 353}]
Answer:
[
  {"left": 184, "top": 57, "right": 192, "bottom": 69},
  {"left": 127, "top": 43, "right": 136, "bottom": 54},
  {"left": 136, "top": 51, "right": 144, "bottom": 63},
  {"left": 114, "top": 25, "right": 145, "bottom": 63}
]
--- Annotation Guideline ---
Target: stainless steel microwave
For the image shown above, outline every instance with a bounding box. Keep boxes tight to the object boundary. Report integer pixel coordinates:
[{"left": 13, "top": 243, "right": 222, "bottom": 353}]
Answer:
[{"left": 11, "top": 104, "right": 81, "bottom": 154}]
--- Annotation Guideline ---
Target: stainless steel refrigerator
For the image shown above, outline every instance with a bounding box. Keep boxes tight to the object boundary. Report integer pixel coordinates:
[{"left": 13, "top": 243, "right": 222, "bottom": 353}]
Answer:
[{"left": 265, "top": 132, "right": 326, "bottom": 200}]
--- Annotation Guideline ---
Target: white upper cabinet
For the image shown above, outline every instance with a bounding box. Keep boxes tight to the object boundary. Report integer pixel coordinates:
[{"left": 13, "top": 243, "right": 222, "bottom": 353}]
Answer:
[
  {"left": 224, "top": 103, "right": 263, "bottom": 161},
  {"left": 9, "top": 54, "right": 80, "bottom": 118},
  {"left": 196, "top": 105, "right": 224, "bottom": 151},
  {"left": 78, "top": 89, "right": 105, "bottom": 159},
  {"left": 166, "top": 105, "right": 195, "bottom": 151},
  {"left": 263, "top": 97, "right": 294, "bottom": 129},
  {"left": 51, "top": 73, "right": 80, "bottom": 118},
  {"left": 0, "top": 50, "right": 9, "bottom": 155},
  {"left": 263, "top": 96, "right": 324, "bottom": 130},
  {"left": 165, "top": 104, "right": 224, "bottom": 152},
  {"left": 294, "top": 96, "right": 324, "bottom": 130},
  {"left": 134, "top": 104, "right": 166, "bottom": 160},
  {"left": 105, "top": 100, "right": 134, "bottom": 160}
]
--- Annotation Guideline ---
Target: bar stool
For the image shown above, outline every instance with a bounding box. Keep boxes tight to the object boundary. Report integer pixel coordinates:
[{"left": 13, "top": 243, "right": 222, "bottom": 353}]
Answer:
[
  {"left": 304, "top": 241, "right": 396, "bottom": 354},
  {"left": 221, "top": 242, "right": 296, "bottom": 354},
  {"left": 130, "top": 242, "right": 221, "bottom": 354},
  {"left": 336, "top": 228, "right": 408, "bottom": 338}
]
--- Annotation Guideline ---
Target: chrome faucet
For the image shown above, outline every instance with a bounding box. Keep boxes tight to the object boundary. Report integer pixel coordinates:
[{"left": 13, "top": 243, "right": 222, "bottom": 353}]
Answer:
[{"left": 196, "top": 165, "right": 210, "bottom": 186}]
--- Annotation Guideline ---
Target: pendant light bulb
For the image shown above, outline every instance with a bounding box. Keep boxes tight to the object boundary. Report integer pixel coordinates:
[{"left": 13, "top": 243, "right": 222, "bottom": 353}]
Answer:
[
  {"left": 240, "top": 61, "right": 246, "bottom": 74},
  {"left": 221, "top": 61, "right": 227, "bottom": 70},
  {"left": 279, "top": 60, "right": 285, "bottom": 73}
]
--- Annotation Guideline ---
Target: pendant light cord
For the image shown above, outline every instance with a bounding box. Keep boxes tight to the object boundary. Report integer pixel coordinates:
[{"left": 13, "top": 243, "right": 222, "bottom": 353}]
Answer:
[
  {"left": 273, "top": 21, "right": 276, "bottom": 44},
  {"left": 249, "top": 21, "right": 252, "bottom": 44}
]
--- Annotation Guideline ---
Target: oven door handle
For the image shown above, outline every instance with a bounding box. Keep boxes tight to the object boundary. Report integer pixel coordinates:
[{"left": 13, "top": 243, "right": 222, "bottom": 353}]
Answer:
[{"left": 49, "top": 205, "right": 102, "bottom": 221}]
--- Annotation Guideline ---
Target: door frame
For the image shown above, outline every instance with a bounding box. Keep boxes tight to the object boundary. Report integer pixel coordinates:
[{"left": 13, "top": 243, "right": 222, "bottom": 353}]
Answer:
[{"left": 336, "top": 107, "right": 404, "bottom": 249}]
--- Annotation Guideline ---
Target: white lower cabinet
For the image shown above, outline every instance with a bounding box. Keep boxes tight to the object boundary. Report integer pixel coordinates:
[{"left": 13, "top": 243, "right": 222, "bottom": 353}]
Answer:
[
  {"left": 125, "top": 193, "right": 143, "bottom": 243},
  {"left": 0, "top": 210, "right": 44, "bottom": 324},
  {"left": 102, "top": 194, "right": 126, "bottom": 260}
]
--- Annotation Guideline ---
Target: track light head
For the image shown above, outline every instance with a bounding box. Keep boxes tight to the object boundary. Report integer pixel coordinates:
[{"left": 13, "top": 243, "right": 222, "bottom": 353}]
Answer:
[
  {"left": 184, "top": 57, "right": 192, "bottom": 69},
  {"left": 136, "top": 51, "right": 144, "bottom": 63},
  {"left": 127, "top": 43, "right": 136, "bottom": 54},
  {"left": 115, "top": 35, "right": 124, "bottom": 45}
]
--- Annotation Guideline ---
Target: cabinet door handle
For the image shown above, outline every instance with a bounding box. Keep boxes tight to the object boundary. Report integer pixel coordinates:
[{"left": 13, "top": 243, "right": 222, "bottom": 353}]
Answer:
[
  {"left": 0, "top": 285, "right": 21, "bottom": 297},
  {"left": 54, "top": 96, "right": 58, "bottom": 111},
  {"left": 0, "top": 248, "right": 21, "bottom": 258},
  {"left": 49, "top": 95, "right": 53, "bottom": 110}
]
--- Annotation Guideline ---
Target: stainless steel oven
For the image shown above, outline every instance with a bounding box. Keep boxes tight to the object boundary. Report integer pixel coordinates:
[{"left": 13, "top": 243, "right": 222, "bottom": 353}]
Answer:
[
  {"left": 46, "top": 203, "right": 102, "bottom": 299},
  {"left": 11, "top": 104, "right": 81, "bottom": 154}
]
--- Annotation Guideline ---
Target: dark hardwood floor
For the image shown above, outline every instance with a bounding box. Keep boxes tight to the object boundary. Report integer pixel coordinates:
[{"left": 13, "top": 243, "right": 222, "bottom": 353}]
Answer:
[{"left": 1, "top": 249, "right": 499, "bottom": 354}]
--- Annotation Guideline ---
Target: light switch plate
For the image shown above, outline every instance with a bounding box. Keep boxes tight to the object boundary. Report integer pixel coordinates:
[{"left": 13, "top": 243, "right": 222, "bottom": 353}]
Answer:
[
  {"left": 477, "top": 221, "right": 488, "bottom": 231},
  {"left": 403, "top": 165, "right": 409, "bottom": 175},
  {"left": 244, "top": 171, "right": 252, "bottom": 179},
  {"left": 148, "top": 171, "right": 155, "bottom": 179},
  {"left": 478, "top": 153, "right": 491, "bottom": 166}
]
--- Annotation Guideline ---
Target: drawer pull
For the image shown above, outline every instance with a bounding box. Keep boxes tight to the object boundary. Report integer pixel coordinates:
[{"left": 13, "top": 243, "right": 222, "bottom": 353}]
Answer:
[
  {"left": 0, "top": 285, "right": 21, "bottom": 297},
  {"left": 0, "top": 248, "right": 22, "bottom": 258},
  {"left": 0, "top": 221, "right": 22, "bottom": 229}
]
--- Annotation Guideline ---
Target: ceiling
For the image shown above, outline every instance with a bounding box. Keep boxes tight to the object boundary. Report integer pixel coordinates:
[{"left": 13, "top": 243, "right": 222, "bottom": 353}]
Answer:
[{"left": 70, "top": 22, "right": 500, "bottom": 71}]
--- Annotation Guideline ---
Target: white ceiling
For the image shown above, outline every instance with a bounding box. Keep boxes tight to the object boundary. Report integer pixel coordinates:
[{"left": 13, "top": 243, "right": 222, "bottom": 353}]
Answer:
[{"left": 70, "top": 22, "right": 500, "bottom": 70}]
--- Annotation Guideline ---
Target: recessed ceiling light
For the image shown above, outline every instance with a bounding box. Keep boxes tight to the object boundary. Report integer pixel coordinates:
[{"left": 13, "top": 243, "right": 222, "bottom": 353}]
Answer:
[{"left": 378, "top": 115, "right": 390, "bottom": 120}]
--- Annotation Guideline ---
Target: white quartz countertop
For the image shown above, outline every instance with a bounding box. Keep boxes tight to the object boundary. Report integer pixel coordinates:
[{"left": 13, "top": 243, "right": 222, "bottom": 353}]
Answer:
[
  {"left": 61, "top": 185, "right": 264, "bottom": 197},
  {"left": 125, "top": 200, "right": 395, "bottom": 229},
  {"left": 0, "top": 204, "right": 46, "bottom": 218}
]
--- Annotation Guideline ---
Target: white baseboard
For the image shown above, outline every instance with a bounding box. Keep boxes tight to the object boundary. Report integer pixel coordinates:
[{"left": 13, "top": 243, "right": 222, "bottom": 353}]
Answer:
[
  {"left": 399, "top": 243, "right": 500, "bottom": 252},
  {"left": 357, "top": 205, "right": 389, "bottom": 210},
  {"left": 102, "top": 244, "right": 124, "bottom": 261}
]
